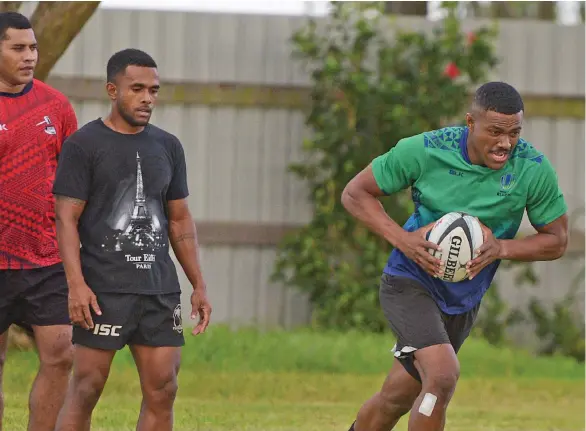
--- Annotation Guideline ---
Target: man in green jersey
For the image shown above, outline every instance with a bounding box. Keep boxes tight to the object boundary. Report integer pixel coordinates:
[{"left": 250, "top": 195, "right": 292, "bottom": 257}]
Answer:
[{"left": 341, "top": 81, "right": 568, "bottom": 431}]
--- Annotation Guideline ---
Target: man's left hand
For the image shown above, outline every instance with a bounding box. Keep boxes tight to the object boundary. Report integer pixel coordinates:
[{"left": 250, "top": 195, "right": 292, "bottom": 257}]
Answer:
[
  {"left": 190, "top": 283, "right": 212, "bottom": 336},
  {"left": 466, "top": 222, "right": 502, "bottom": 280}
]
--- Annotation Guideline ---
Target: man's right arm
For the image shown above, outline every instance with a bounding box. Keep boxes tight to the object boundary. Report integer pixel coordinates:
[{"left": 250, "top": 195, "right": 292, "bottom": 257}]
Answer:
[
  {"left": 55, "top": 194, "right": 101, "bottom": 328},
  {"left": 341, "top": 165, "right": 407, "bottom": 247},
  {"left": 341, "top": 135, "right": 426, "bottom": 247},
  {"left": 53, "top": 138, "right": 91, "bottom": 286},
  {"left": 341, "top": 135, "right": 442, "bottom": 276},
  {"left": 52, "top": 137, "right": 102, "bottom": 328},
  {"left": 55, "top": 195, "right": 86, "bottom": 287}
]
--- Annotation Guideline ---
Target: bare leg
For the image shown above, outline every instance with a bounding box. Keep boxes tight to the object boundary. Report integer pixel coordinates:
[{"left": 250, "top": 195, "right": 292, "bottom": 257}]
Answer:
[
  {"left": 54, "top": 345, "right": 116, "bottom": 431},
  {"left": 353, "top": 358, "right": 422, "bottom": 431},
  {"left": 26, "top": 325, "right": 73, "bottom": 431},
  {"left": 131, "top": 345, "right": 181, "bottom": 431},
  {"left": 0, "top": 331, "right": 7, "bottom": 431},
  {"left": 407, "top": 344, "right": 459, "bottom": 431}
]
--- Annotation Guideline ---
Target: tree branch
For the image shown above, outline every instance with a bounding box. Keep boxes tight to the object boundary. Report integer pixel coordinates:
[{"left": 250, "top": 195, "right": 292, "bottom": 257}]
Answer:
[
  {"left": 0, "top": 2, "right": 23, "bottom": 13},
  {"left": 30, "top": 1, "right": 101, "bottom": 81}
]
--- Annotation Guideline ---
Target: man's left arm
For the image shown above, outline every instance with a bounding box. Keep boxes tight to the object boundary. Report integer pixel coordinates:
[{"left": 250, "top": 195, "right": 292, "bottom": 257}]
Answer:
[
  {"left": 467, "top": 158, "right": 568, "bottom": 278},
  {"left": 499, "top": 157, "right": 568, "bottom": 261},
  {"left": 168, "top": 199, "right": 206, "bottom": 289},
  {"left": 168, "top": 199, "right": 211, "bottom": 335},
  {"left": 59, "top": 100, "right": 79, "bottom": 151},
  {"left": 498, "top": 214, "right": 568, "bottom": 262},
  {"left": 166, "top": 138, "right": 211, "bottom": 335}
]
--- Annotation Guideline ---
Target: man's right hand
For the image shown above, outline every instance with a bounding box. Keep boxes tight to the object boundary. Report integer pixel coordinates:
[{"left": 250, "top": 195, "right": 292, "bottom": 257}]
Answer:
[
  {"left": 395, "top": 223, "right": 444, "bottom": 278},
  {"left": 68, "top": 282, "right": 102, "bottom": 330}
]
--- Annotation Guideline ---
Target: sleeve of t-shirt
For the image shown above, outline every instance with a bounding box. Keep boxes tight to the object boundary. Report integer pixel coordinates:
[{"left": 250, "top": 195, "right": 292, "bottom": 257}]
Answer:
[
  {"left": 370, "top": 133, "right": 427, "bottom": 195},
  {"left": 526, "top": 156, "right": 567, "bottom": 227},
  {"left": 52, "top": 137, "right": 92, "bottom": 201},
  {"left": 166, "top": 137, "right": 189, "bottom": 201},
  {"left": 58, "top": 99, "right": 78, "bottom": 153}
]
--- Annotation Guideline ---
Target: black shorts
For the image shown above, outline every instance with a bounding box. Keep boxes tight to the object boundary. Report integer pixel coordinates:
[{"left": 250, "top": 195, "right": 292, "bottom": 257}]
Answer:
[
  {"left": 0, "top": 263, "right": 70, "bottom": 334},
  {"left": 72, "top": 292, "right": 185, "bottom": 350},
  {"left": 379, "top": 274, "right": 479, "bottom": 382}
]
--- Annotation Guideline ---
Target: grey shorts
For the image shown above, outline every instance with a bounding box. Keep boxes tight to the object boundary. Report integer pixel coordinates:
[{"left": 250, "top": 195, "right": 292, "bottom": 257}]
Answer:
[{"left": 379, "top": 274, "right": 479, "bottom": 382}]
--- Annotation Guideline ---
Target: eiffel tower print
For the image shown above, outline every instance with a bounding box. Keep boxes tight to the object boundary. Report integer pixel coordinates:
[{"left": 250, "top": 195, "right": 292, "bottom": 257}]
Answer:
[{"left": 113, "top": 152, "right": 163, "bottom": 252}]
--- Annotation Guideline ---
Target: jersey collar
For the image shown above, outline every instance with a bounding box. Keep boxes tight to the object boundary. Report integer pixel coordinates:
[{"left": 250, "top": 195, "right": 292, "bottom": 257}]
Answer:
[
  {"left": 459, "top": 126, "right": 472, "bottom": 164},
  {"left": 0, "top": 80, "right": 33, "bottom": 98}
]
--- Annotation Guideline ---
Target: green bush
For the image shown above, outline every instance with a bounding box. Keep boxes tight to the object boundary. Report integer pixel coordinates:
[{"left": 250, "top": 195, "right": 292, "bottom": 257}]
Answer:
[
  {"left": 471, "top": 260, "right": 535, "bottom": 346},
  {"left": 473, "top": 214, "right": 585, "bottom": 363},
  {"left": 529, "top": 296, "right": 585, "bottom": 362},
  {"left": 273, "top": 1, "right": 498, "bottom": 331},
  {"left": 528, "top": 254, "right": 585, "bottom": 363}
]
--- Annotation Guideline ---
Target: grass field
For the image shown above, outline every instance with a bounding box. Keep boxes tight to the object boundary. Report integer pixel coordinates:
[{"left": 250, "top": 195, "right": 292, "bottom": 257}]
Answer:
[{"left": 3, "top": 326, "right": 585, "bottom": 430}]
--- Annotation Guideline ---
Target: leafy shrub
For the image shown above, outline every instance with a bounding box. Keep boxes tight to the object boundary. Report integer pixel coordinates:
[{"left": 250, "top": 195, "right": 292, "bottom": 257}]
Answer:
[{"left": 273, "top": 1, "right": 498, "bottom": 331}]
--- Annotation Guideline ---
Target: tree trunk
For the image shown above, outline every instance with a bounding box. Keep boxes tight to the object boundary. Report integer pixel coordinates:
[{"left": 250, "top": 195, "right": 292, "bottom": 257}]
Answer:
[
  {"left": 490, "top": 1, "right": 515, "bottom": 18},
  {"left": 0, "top": 2, "right": 23, "bottom": 13},
  {"left": 536, "top": 2, "right": 556, "bottom": 20},
  {"left": 30, "top": 1, "right": 101, "bottom": 81},
  {"left": 384, "top": 1, "right": 428, "bottom": 16}
]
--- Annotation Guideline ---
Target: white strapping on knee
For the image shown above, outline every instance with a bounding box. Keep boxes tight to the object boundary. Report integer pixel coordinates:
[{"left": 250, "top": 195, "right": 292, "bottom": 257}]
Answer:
[{"left": 418, "top": 392, "right": 437, "bottom": 417}]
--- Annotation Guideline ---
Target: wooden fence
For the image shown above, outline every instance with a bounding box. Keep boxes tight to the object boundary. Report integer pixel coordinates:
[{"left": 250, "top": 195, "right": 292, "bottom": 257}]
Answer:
[{"left": 36, "top": 9, "right": 585, "bottom": 335}]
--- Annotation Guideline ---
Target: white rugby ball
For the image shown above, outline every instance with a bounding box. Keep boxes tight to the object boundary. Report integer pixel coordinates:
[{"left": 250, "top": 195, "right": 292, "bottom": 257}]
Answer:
[{"left": 427, "top": 212, "right": 484, "bottom": 283}]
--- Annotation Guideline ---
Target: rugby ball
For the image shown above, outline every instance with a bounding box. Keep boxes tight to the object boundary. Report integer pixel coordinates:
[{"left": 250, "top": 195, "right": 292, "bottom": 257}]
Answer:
[{"left": 427, "top": 212, "right": 484, "bottom": 283}]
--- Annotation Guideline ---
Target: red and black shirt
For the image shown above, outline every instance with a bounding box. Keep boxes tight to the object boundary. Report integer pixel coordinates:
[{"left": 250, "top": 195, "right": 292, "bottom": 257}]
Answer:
[{"left": 0, "top": 79, "right": 78, "bottom": 269}]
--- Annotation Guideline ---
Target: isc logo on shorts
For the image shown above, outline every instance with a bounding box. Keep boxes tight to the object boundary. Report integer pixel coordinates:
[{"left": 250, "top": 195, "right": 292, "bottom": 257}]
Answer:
[{"left": 93, "top": 323, "right": 122, "bottom": 337}]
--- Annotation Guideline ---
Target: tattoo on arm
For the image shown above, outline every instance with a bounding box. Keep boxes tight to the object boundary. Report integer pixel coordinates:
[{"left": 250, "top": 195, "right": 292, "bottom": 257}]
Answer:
[
  {"left": 56, "top": 195, "right": 86, "bottom": 207},
  {"left": 173, "top": 233, "right": 196, "bottom": 243}
]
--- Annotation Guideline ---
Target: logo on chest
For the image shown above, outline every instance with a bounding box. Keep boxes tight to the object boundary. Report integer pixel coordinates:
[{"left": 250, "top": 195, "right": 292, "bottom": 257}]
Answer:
[
  {"left": 497, "top": 172, "right": 516, "bottom": 196},
  {"left": 36, "top": 116, "right": 56, "bottom": 135}
]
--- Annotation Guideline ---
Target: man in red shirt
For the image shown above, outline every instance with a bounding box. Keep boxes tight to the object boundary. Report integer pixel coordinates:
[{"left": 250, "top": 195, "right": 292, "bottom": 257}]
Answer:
[{"left": 0, "top": 12, "right": 78, "bottom": 431}]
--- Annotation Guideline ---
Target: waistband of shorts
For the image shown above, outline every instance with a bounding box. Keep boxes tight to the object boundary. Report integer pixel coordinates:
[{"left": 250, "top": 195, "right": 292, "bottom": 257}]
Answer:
[{"left": 381, "top": 273, "right": 425, "bottom": 288}]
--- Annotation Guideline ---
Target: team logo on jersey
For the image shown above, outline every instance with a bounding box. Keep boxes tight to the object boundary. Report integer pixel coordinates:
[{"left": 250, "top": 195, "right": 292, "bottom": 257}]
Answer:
[
  {"left": 498, "top": 172, "right": 516, "bottom": 196},
  {"left": 36, "top": 115, "right": 56, "bottom": 135},
  {"left": 172, "top": 304, "right": 183, "bottom": 334}
]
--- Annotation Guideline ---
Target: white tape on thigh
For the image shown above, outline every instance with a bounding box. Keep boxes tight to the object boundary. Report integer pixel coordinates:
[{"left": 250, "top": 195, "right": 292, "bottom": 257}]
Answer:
[{"left": 418, "top": 392, "right": 437, "bottom": 417}]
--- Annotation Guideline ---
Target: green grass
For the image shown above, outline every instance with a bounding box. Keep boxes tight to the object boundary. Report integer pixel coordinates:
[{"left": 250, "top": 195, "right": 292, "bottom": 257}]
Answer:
[{"left": 3, "top": 326, "right": 585, "bottom": 430}]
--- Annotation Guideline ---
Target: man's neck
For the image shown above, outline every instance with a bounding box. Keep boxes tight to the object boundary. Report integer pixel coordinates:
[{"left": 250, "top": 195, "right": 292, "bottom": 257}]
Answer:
[
  {"left": 0, "top": 77, "right": 28, "bottom": 94},
  {"left": 103, "top": 112, "right": 145, "bottom": 135},
  {"left": 465, "top": 136, "right": 483, "bottom": 166}
]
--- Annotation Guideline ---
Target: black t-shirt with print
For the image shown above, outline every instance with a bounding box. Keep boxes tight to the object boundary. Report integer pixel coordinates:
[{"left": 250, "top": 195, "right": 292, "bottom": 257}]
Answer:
[{"left": 53, "top": 119, "right": 189, "bottom": 295}]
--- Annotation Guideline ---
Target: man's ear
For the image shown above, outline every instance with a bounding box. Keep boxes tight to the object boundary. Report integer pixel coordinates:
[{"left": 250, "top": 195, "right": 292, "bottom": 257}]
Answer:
[
  {"left": 465, "top": 112, "right": 474, "bottom": 130},
  {"left": 106, "top": 82, "right": 117, "bottom": 101}
]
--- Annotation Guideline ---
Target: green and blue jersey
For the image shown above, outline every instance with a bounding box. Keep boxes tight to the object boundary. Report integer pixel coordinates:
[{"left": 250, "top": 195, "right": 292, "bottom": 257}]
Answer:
[{"left": 371, "top": 126, "right": 567, "bottom": 314}]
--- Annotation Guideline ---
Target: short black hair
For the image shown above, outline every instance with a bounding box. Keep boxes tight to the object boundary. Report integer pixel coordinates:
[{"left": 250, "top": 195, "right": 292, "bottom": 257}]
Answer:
[
  {"left": 0, "top": 12, "right": 32, "bottom": 40},
  {"left": 106, "top": 48, "right": 157, "bottom": 83},
  {"left": 472, "top": 81, "right": 524, "bottom": 115}
]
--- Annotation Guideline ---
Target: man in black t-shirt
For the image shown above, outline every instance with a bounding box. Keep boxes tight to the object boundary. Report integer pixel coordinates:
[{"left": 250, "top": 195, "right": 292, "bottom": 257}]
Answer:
[{"left": 52, "top": 48, "right": 212, "bottom": 431}]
